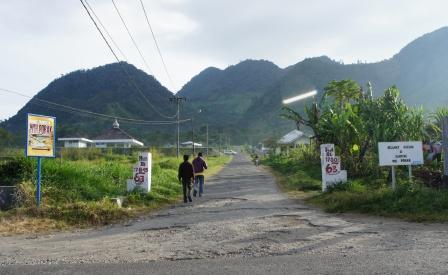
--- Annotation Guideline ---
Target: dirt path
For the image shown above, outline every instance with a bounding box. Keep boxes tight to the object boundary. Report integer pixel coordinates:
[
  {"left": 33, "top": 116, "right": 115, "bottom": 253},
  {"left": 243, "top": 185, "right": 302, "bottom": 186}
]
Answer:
[{"left": 1, "top": 154, "right": 448, "bottom": 274}]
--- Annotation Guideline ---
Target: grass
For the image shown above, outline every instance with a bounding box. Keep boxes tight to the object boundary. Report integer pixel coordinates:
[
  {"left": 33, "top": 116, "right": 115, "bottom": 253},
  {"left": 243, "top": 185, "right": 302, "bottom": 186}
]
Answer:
[
  {"left": 0, "top": 151, "right": 231, "bottom": 235},
  {"left": 264, "top": 150, "right": 448, "bottom": 223}
]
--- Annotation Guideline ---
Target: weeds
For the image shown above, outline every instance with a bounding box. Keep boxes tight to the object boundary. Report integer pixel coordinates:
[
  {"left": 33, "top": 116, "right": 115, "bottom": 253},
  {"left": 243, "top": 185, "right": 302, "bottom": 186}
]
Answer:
[{"left": 0, "top": 153, "right": 231, "bottom": 234}]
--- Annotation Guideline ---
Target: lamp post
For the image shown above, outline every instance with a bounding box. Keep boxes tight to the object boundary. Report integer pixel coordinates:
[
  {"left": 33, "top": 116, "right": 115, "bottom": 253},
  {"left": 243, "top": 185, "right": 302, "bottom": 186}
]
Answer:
[{"left": 282, "top": 90, "right": 317, "bottom": 105}]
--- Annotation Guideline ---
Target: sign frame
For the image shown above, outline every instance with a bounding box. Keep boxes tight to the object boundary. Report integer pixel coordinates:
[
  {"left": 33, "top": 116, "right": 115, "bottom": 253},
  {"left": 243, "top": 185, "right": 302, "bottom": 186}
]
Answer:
[{"left": 25, "top": 113, "right": 56, "bottom": 158}]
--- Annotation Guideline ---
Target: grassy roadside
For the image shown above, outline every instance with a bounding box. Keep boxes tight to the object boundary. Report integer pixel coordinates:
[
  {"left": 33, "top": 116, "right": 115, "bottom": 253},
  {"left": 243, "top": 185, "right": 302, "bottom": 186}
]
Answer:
[
  {"left": 0, "top": 152, "right": 231, "bottom": 235},
  {"left": 264, "top": 154, "right": 448, "bottom": 223}
]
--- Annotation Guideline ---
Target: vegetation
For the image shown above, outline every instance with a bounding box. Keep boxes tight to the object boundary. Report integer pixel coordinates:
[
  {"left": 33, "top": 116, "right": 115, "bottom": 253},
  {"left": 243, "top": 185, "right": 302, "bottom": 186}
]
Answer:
[
  {"left": 0, "top": 150, "right": 230, "bottom": 234},
  {"left": 268, "top": 78, "right": 448, "bottom": 222},
  {"left": 3, "top": 27, "right": 448, "bottom": 145}
]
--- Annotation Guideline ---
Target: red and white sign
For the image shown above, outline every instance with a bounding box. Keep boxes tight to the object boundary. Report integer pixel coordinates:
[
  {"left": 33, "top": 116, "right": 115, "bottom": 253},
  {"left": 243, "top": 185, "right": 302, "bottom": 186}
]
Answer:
[{"left": 320, "top": 144, "right": 347, "bottom": 191}]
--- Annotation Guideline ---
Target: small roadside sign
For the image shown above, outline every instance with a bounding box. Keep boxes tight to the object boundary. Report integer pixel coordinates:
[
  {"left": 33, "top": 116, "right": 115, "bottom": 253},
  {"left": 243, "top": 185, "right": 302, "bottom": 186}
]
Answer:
[
  {"left": 378, "top": 141, "right": 423, "bottom": 190},
  {"left": 378, "top": 141, "right": 423, "bottom": 166}
]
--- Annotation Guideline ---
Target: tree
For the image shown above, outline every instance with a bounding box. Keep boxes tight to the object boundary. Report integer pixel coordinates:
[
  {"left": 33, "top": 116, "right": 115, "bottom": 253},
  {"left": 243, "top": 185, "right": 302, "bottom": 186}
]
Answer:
[
  {"left": 324, "top": 79, "right": 362, "bottom": 108},
  {"left": 0, "top": 128, "right": 14, "bottom": 148}
]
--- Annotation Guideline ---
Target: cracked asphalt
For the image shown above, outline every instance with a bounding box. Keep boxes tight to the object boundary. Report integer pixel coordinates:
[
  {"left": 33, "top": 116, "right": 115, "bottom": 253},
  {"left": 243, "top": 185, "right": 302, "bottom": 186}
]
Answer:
[{"left": 1, "top": 154, "right": 448, "bottom": 274}]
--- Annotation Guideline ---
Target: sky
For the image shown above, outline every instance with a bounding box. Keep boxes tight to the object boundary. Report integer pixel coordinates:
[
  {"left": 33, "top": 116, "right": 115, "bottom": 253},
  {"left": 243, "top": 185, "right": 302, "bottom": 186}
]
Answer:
[{"left": 0, "top": 0, "right": 447, "bottom": 120}]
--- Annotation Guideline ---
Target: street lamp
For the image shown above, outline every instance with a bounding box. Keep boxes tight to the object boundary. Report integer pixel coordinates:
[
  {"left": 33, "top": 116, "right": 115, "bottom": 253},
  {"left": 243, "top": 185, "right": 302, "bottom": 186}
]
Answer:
[{"left": 282, "top": 90, "right": 317, "bottom": 105}]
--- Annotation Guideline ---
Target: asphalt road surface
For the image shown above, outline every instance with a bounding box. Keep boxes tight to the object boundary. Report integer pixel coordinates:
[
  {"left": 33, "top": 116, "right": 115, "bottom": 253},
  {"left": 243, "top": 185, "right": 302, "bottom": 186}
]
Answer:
[{"left": 2, "top": 154, "right": 448, "bottom": 274}]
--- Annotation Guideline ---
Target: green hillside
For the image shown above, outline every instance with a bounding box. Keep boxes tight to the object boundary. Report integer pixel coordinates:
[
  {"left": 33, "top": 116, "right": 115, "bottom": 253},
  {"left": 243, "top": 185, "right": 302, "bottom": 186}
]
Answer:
[
  {"left": 2, "top": 27, "right": 448, "bottom": 145},
  {"left": 1, "top": 62, "right": 177, "bottom": 145}
]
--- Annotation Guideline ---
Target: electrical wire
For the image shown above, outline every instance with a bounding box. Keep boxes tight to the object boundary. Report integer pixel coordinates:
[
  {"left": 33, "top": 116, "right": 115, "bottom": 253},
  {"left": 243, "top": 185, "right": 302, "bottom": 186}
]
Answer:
[
  {"left": 139, "top": 0, "right": 176, "bottom": 91},
  {"left": 0, "top": 88, "right": 189, "bottom": 125},
  {"left": 79, "top": 0, "right": 177, "bottom": 119},
  {"left": 111, "top": 0, "right": 153, "bottom": 75},
  {"left": 84, "top": 0, "right": 128, "bottom": 61}
]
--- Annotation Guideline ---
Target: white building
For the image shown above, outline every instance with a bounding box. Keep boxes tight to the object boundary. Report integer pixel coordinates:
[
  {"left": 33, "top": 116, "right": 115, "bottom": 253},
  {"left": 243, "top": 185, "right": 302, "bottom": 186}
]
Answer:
[
  {"left": 181, "top": 141, "right": 203, "bottom": 148},
  {"left": 59, "top": 120, "right": 144, "bottom": 149},
  {"left": 276, "top": 130, "right": 311, "bottom": 154},
  {"left": 58, "top": 137, "right": 93, "bottom": 148}
]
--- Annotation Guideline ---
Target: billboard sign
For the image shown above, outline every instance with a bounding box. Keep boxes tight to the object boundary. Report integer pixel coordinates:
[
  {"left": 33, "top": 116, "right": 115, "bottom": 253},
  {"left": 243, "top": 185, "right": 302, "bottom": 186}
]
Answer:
[{"left": 26, "top": 114, "right": 56, "bottom": 157}]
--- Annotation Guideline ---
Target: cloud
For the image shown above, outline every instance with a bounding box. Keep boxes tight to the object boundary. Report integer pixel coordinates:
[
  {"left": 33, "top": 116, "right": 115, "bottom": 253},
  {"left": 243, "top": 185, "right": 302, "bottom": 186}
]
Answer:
[{"left": 0, "top": 0, "right": 447, "bottom": 120}]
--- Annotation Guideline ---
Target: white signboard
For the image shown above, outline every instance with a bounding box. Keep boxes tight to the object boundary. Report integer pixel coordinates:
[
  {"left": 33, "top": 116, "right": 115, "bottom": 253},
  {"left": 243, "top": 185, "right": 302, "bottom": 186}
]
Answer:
[
  {"left": 127, "top": 152, "right": 152, "bottom": 192},
  {"left": 320, "top": 144, "right": 347, "bottom": 192},
  {"left": 378, "top": 141, "right": 423, "bottom": 166}
]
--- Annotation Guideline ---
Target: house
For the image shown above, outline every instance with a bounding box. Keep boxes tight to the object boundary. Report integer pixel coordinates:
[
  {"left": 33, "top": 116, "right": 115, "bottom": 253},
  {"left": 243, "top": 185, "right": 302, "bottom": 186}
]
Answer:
[
  {"left": 181, "top": 141, "right": 203, "bottom": 148},
  {"left": 58, "top": 137, "right": 93, "bottom": 148},
  {"left": 276, "top": 130, "right": 311, "bottom": 154},
  {"left": 59, "top": 120, "right": 144, "bottom": 149},
  {"left": 91, "top": 120, "right": 144, "bottom": 148}
]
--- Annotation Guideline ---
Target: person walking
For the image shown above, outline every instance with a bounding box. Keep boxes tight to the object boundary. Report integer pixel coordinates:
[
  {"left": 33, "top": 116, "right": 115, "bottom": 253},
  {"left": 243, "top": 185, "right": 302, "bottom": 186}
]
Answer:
[
  {"left": 192, "top": 152, "right": 208, "bottom": 197},
  {"left": 178, "top": 154, "right": 194, "bottom": 203}
]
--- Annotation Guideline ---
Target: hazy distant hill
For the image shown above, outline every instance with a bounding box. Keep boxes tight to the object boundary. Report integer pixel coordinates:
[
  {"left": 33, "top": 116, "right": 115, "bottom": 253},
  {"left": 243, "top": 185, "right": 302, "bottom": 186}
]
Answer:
[
  {"left": 180, "top": 27, "right": 448, "bottom": 139},
  {"left": 2, "top": 27, "right": 448, "bottom": 144},
  {"left": 177, "top": 59, "right": 284, "bottom": 127}
]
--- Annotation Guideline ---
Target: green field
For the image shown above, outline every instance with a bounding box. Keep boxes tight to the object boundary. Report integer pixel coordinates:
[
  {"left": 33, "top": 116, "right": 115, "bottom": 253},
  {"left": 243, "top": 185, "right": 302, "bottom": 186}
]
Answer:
[
  {"left": 0, "top": 149, "right": 231, "bottom": 234},
  {"left": 264, "top": 148, "right": 448, "bottom": 223}
]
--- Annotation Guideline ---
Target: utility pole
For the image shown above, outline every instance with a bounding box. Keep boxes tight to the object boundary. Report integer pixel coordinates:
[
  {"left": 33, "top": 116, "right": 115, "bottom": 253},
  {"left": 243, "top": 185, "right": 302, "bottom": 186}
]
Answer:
[
  {"left": 206, "top": 124, "right": 209, "bottom": 156},
  {"left": 219, "top": 132, "right": 222, "bottom": 154},
  {"left": 169, "top": 96, "right": 186, "bottom": 158},
  {"left": 192, "top": 117, "right": 195, "bottom": 156}
]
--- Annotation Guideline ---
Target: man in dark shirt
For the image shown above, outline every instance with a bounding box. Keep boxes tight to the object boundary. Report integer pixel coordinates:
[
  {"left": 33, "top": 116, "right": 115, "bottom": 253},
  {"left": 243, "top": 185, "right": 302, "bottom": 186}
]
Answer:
[
  {"left": 178, "top": 154, "right": 194, "bottom": 203},
  {"left": 192, "top": 152, "right": 208, "bottom": 197}
]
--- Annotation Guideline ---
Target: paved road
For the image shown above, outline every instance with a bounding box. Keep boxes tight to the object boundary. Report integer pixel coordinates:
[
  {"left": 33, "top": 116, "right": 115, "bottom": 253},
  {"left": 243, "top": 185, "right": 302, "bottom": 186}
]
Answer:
[{"left": 2, "top": 154, "right": 448, "bottom": 274}]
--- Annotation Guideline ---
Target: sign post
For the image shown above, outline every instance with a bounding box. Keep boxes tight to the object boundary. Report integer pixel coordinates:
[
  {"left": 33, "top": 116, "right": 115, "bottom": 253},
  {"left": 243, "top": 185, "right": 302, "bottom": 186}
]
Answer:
[
  {"left": 26, "top": 114, "right": 56, "bottom": 207},
  {"left": 378, "top": 141, "right": 423, "bottom": 190},
  {"left": 320, "top": 144, "right": 347, "bottom": 192},
  {"left": 127, "top": 152, "right": 152, "bottom": 192}
]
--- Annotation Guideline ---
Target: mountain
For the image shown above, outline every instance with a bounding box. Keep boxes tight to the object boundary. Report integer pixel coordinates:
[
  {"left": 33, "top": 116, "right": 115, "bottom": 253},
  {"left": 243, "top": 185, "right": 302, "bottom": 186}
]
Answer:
[
  {"left": 177, "top": 59, "right": 284, "bottom": 127},
  {"left": 1, "top": 62, "right": 177, "bottom": 145},
  {"left": 179, "top": 27, "right": 448, "bottom": 140},
  {"left": 2, "top": 27, "right": 448, "bottom": 145}
]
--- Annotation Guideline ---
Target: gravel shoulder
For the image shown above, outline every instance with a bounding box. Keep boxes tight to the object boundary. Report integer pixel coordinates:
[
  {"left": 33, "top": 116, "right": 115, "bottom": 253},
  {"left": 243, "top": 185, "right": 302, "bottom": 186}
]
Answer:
[{"left": 1, "top": 154, "right": 448, "bottom": 274}]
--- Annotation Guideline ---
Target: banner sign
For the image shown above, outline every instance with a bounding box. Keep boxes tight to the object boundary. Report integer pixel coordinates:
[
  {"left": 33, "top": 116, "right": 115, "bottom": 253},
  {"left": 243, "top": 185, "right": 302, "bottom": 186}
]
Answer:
[
  {"left": 378, "top": 141, "right": 423, "bottom": 166},
  {"left": 320, "top": 144, "right": 347, "bottom": 192},
  {"left": 127, "top": 152, "right": 152, "bottom": 192},
  {"left": 26, "top": 114, "right": 56, "bottom": 158}
]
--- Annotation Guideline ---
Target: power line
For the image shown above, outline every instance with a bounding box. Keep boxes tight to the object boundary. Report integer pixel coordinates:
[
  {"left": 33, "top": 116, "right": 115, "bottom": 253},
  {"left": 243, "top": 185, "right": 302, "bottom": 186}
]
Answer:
[
  {"left": 111, "top": 0, "right": 153, "bottom": 75},
  {"left": 139, "top": 0, "right": 176, "bottom": 91},
  {"left": 80, "top": 0, "right": 121, "bottom": 62},
  {"left": 79, "top": 0, "right": 177, "bottom": 119},
  {"left": 0, "top": 88, "right": 189, "bottom": 125},
  {"left": 84, "top": 0, "right": 127, "bottom": 61}
]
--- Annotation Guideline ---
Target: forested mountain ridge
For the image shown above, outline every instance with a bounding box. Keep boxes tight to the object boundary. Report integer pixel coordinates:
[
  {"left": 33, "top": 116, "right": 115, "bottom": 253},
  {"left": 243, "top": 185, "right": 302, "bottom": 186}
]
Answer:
[
  {"left": 2, "top": 27, "right": 448, "bottom": 144},
  {"left": 1, "top": 62, "right": 177, "bottom": 145}
]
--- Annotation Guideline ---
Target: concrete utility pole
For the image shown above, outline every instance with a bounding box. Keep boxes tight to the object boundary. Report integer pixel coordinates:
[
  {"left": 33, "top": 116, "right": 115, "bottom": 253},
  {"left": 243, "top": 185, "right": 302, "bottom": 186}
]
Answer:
[
  {"left": 192, "top": 117, "right": 195, "bottom": 156},
  {"left": 206, "top": 124, "right": 209, "bottom": 156},
  {"left": 169, "top": 96, "right": 186, "bottom": 158},
  {"left": 443, "top": 117, "right": 448, "bottom": 186}
]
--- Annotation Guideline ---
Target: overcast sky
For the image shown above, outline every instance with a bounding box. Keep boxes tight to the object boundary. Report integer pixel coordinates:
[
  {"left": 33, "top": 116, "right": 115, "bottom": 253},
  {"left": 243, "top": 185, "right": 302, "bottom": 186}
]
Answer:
[{"left": 0, "top": 0, "right": 447, "bottom": 120}]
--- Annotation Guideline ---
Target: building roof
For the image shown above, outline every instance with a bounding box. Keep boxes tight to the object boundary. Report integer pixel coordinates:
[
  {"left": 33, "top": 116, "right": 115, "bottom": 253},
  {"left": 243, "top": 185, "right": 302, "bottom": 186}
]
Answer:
[
  {"left": 277, "top": 130, "right": 307, "bottom": 145},
  {"left": 58, "top": 137, "right": 93, "bottom": 143},
  {"left": 181, "top": 141, "right": 203, "bottom": 147},
  {"left": 92, "top": 119, "right": 137, "bottom": 140},
  {"left": 91, "top": 120, "right": 144, "bottom": 146}
]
